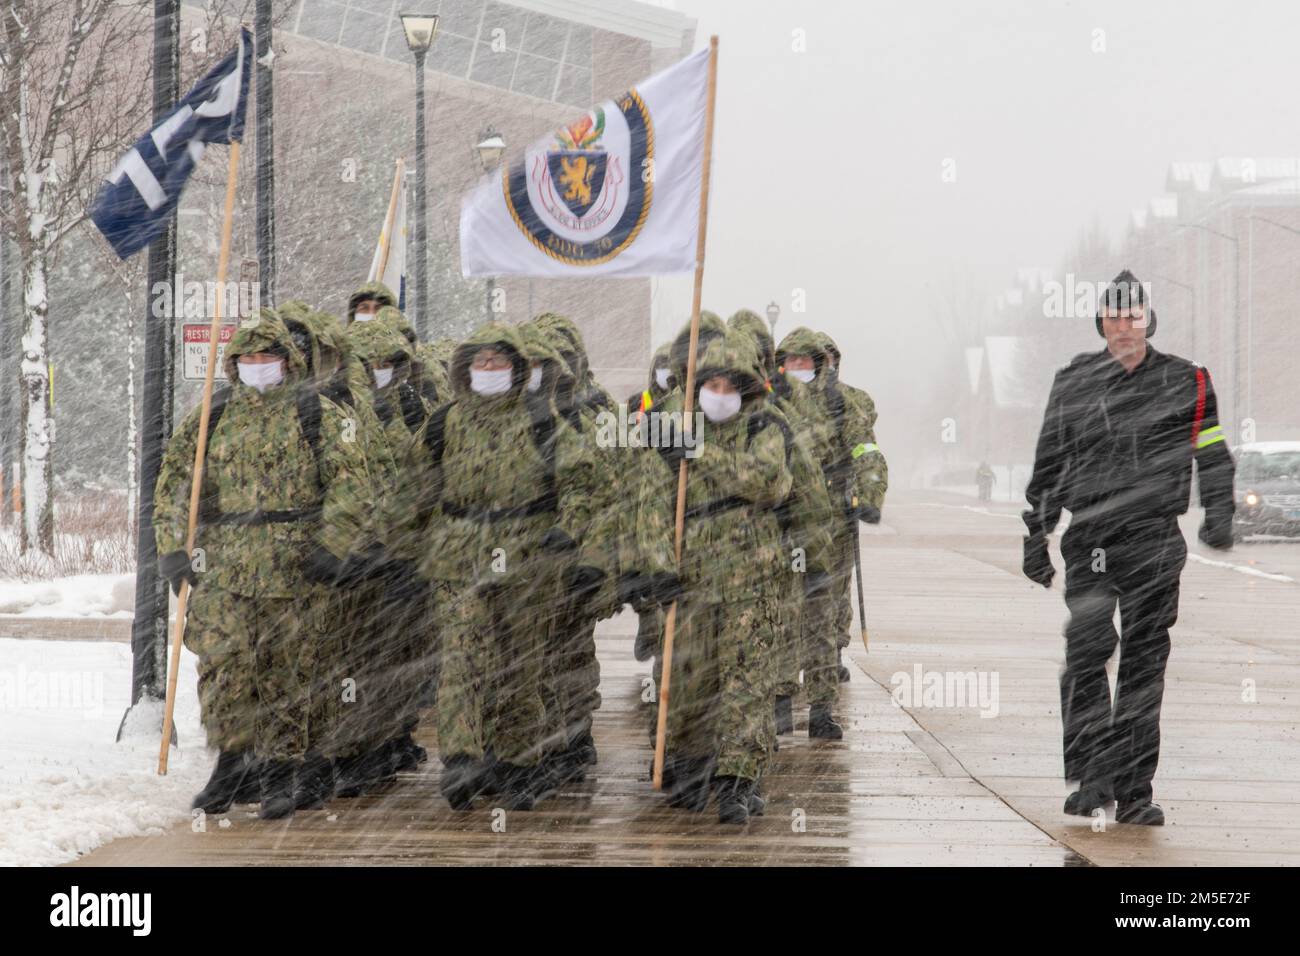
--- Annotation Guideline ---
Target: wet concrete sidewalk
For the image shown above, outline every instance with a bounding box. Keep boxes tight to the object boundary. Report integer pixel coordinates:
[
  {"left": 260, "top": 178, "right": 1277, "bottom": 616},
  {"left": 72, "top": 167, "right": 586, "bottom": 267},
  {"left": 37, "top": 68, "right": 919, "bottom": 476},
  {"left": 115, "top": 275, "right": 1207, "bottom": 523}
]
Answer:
[{"left": 70, "top": 490, "right": 1299, "bottom": 866}]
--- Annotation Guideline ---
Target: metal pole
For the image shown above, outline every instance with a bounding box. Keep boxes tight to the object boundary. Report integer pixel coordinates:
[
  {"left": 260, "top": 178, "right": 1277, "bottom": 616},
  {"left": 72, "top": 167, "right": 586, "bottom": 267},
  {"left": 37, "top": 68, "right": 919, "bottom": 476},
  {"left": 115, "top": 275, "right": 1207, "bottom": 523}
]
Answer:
[
  {"left": 254, "top": 0, "right": 275, "bottom": 308},
  {"left": 412, "top": 49, "right": 429, "bottom": 339},
  {"left": 485, "top": 276, "right": 494, "bottom": 321},
  {"left": 125, "top": 0, "right": 180, "bottom": 720}
]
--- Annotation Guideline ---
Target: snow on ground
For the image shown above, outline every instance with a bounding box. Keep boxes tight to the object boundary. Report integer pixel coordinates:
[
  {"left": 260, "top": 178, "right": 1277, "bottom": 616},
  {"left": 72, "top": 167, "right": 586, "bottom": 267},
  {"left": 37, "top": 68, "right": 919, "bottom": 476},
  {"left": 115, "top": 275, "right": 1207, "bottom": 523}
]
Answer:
[
  {"left": 0, "top": 573, "right": 135, "bottom": 617},
  {"left": 0, "top": 637, "right": 210, "bottom": 866}
]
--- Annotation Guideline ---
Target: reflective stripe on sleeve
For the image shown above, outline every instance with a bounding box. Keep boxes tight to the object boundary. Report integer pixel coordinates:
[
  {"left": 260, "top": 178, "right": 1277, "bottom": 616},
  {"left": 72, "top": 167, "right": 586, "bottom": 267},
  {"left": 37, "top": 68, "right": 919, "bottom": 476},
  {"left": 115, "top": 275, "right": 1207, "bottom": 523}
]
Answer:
[
  {"left": 851, "top": 442, "right": 879, "bottom": 459},
  {"left": 1195, "top": 424, "right": 1224, "bottom": 449}
]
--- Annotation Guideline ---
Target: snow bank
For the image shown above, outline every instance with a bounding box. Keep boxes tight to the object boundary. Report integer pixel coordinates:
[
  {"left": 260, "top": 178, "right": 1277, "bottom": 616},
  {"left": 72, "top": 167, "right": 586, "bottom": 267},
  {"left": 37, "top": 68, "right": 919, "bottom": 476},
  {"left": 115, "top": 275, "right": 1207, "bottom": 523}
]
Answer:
[
  {"left": 0, "top": 573, "right": 135, "bottom": 617},
  {"left": 0, "top": 638, "right": 210, "bottom": 866}
]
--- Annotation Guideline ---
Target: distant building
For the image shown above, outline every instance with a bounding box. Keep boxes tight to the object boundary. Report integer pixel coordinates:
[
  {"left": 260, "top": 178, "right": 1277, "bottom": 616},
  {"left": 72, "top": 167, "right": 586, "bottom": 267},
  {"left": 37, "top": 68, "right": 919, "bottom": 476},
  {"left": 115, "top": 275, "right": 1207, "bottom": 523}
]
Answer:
[{"left": 1124, "top": 157, "right": 1300, "bottom": 442}]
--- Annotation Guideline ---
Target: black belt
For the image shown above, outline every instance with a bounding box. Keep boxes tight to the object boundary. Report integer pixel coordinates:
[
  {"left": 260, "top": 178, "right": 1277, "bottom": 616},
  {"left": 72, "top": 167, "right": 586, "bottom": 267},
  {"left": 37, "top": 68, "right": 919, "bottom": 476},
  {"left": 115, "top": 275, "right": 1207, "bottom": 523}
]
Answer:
[
  {"left": 684, "top": 495, "right": 750, "bottom": 522},
  {"left": 201, "top": 506, "right": 322, "bottom": 526},
  {"left": 442, "top": 494, "right": 556, "bottom": 523}
]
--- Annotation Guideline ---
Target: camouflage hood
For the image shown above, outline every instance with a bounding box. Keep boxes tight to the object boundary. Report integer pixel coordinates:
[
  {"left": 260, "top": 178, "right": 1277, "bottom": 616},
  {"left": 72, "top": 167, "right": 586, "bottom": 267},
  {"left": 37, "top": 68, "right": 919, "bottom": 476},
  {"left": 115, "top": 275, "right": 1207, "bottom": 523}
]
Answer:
[
  {"left": 450, "top": 322, "right": 530, "bottom": 400},
  {"left": 279, "top": 300, "right": 349, "bottom": 383},
  {"left": 693, "top": 327, "right": 766, "bottom": 406},
  {"left": 519, "top": 320, "right": 575, "bottom": 398},
  {"left": 346, "top": 280, "right": 397, "bottom": 324},
  {"left": 668, "top": 309, "right": 726, "bottom": 387},
  {"left": 647, "top": 342, "right": 674, "bottom": 393},
  {"left": 223, "top": 309, "right": 307, "bottom": 385},
  {"left": 347, "top": 314, "right": 415, "bottom": 376},
  {"left": 532, "top": 312, "right": 589, "bottom": 382},
  {"left": 728, "top": 309, "right": 775, "bottom": 379},
  {"left": 776, "top": 325, "right": 829, "bottom": 376},
  {"left": 374, "top": 304, "right": 417, "bottom": 348}
]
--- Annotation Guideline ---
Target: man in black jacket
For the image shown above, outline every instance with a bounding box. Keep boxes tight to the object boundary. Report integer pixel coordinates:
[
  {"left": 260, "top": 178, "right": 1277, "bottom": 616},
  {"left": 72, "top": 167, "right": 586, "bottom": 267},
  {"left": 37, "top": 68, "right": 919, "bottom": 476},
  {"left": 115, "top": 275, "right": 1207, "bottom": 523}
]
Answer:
[{"left": 1023, "top": 270, "right": 1235, "bottom": 826}]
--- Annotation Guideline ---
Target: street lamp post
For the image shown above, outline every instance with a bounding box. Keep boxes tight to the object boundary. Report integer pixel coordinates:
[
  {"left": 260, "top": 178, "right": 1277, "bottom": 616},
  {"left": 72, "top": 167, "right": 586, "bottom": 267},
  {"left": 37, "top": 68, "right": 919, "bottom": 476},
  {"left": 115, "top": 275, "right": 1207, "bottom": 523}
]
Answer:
[
  {"left": 400, "top": 12, "right": 439, "bottom": 340},
  {"left": 476, "top": 127, "right": 506, "bottom": 321},
  {"left": 1244, "top": 213, "right": 1300, "bottom": 425},
  {"left": 765, "top": 301, "right": 780, "bottom": 343},
  {"left": 1181, "top": 220, "right": 1241, "bottom": 435}
]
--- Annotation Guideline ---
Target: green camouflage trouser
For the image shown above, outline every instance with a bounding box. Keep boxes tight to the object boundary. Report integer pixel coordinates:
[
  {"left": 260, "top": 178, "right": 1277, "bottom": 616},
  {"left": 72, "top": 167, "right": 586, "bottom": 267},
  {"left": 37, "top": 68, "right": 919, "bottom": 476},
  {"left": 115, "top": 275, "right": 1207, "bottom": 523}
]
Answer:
[
  {"left": 771, "top": 569, "right": 803, "bottom": 700},
  {"left": 664, "top": 593, "right": 775, "bottom": 782},
  {"left": 436, "top": 580, "right": 547, "bottom": 768},
  {"left": 185, "top": 587, "right": 328, "bottom": 760},
  {"left": 801, "top": 588, "right": 839, "bottom": 705},
  {"left": 555, "top": 614, "right": 601, "bottom": 745}
]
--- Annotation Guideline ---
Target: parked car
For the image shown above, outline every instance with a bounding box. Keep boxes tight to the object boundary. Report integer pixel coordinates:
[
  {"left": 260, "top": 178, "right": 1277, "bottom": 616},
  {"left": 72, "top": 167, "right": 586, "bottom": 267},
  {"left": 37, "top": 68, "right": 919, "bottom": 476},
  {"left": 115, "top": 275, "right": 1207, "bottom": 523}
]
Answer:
[{"left": 1232, "top": 441, "right": 1300, "bottom": 541}]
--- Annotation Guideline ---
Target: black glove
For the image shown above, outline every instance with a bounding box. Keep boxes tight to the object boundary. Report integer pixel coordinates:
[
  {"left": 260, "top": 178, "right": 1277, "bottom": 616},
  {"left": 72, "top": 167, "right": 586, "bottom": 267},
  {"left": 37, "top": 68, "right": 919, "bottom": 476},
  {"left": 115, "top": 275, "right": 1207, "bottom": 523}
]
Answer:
[
  {"left": 302, "top": 546, "right": 372, "bottom": 588},
  {"left": 803, "top": 570, "right": 833, "bottom": 597},
  {"left": 159, "top": 549, "right": 198, "bottom": 597},
  {"left": 643, "top": 571, "right": 685, "bottom": 607},
  {"left": 566, "top": 565, "right": 606, "bottom": 607},
  {"left": 856, "top": 504, "right": 881, "bottom": 524},
  {"left": 654, "top": 416, "right": 686, "bottom": 470},
  {"left": 1022, "top": 535, "right": 1055, "bottom": 589},
  {"left": 1198, "top": 515, "right": 1234, "bottom": 551},
  {"left": 539, "top": 527, "right": 577, "bottom": 554}
]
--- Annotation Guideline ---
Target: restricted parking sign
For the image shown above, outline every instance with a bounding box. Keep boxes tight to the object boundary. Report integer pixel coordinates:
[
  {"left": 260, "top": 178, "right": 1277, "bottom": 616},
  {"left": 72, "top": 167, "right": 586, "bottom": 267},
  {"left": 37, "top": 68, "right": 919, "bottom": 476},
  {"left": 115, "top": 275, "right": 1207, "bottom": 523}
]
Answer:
[{"left": 182, "top": 324, "right": 237, "bottom": 381}]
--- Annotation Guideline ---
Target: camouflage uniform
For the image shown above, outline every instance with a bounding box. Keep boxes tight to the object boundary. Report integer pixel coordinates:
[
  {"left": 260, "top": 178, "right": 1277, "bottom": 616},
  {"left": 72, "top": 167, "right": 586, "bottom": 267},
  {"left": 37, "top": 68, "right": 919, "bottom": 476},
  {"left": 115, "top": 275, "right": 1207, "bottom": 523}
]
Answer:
[
  {"left": 154, "top": 311, "right": 370, "bottom": 765},
  {"left": 635, "top": 326, "right": 793, "bottom": 794},
  {"left": 392, "top": 323, "right": 594, "bottom": 807},
  {"left": 729, "top": 312, "right": 839, "bottom": 716},
  {"left": 778, "top": 328, "right": 889, "bottom": 659},
  {"left": 531, "top": 313, "right": 617, "bottom": 762},
  {"left": 347, "top": 312, "right": 438, "bottom": 761}
]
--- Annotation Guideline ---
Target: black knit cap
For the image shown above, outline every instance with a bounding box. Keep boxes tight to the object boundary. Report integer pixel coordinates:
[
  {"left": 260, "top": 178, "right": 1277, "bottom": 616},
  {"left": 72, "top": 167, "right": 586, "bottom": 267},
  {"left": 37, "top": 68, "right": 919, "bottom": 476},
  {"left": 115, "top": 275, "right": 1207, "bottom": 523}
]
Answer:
[{"left": 1096, "top": 269, "right": 1157, "bottom": 338}]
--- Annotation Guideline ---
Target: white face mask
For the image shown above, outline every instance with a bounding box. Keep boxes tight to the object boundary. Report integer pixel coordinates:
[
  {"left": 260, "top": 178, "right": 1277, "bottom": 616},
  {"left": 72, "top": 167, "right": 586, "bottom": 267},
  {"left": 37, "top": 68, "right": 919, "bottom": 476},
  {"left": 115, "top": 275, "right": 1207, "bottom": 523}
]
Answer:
[
  {"left": 788, "top": 368, "right": 816, "bottom": 384},
  {"left": 527, "top": 366, "right": 544, "bottom": 392},
  {"left": 373, "top": 367, "right": 394, "bottom": 389},
  {"left": 470, "top": 367, "right": 514, "bottom": 397},
  {"left": 655, "top": 367, "right": 671, "bottom": 390},
  {"left": 699, "top": 386, "right": 742, "bottom": 423},
  {"left": 238, "top": 359, "right": 285, "bottom": 392},
  {"left": 353, "top": 308, "right": 378, "bottom": 322}
]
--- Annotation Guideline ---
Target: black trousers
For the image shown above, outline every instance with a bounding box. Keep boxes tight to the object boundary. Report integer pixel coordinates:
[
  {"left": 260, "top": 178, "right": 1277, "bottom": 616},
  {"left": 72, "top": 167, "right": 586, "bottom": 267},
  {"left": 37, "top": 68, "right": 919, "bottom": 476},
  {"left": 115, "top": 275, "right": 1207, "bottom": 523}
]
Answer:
[{"left": 1059, "top": 515, "right": 1186, "bottom": 804}]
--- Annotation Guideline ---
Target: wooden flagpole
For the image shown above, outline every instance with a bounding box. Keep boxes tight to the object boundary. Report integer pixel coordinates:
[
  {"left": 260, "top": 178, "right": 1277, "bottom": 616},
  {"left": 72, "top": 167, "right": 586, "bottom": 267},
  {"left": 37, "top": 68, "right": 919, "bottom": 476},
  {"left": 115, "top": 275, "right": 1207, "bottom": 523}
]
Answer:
[
  {"left": 374, "top": 157, "right": 405, "bottom": 282},
  {"left": 653, "top": 35, "right": 719, "bottom": 791},
  {"left": 158, "top": 140, "right": 242, "bottom": 774}
]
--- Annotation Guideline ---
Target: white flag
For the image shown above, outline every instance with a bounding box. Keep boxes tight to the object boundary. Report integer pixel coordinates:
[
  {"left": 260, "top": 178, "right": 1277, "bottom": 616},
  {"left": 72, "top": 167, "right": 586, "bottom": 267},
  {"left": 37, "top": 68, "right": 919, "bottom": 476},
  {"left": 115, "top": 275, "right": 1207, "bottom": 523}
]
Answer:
[
  {"left": 368, "top": 164, "right": 409, "bottom": 308},
  {"left": 460, "top": 48, "right": 710, "bottom": 278}
]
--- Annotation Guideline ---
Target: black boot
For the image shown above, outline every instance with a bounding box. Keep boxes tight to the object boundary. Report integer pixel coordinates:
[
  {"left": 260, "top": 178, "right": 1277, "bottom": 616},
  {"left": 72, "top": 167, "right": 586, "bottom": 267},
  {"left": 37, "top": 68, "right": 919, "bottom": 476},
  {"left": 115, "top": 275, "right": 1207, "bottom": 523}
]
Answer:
[
  {"left": 1116, "top": 801, "right": 1165, "bottom": 826},
  {"left": 366, "top": 742, "right": 398, "bottom": 789},
  {"left": 809, "top": 703, "right": 843, "bottom": 740},
  {"left": 495, "top": 762, "right": 537, "bottom": 811},
  {"left": 666, "top": 756, "right": 713, "bottom": 812},
  {"left": 333, "top": 753, "right": 370, "bottom": 798},
  {"left": 440, "top": 754, "right": 479, "bottom": 811},
  {"left": 293, "top": 752, "right": 334, "bottom": 810},
  {"left": 774, "top": 696, "right": 794, "bottom": 736},
  {"left": 258, "top": 760, "right": 297, "bottom": 820},
  {"left": 570, "top": 731, "right": 598, "bottom": 766},
  {"left": 233, "top": 756, "right": 262, "bottom": 804},
  {"left": 1064, "top": 782, "right": 1114, "bottom": 817},
  {"left": 191, "top": 749, "right": 253, "bottom": 814},
  {"left": 716, "top": 776, "right": 752, "bottom": 825},
  {"left": 748, "top": 780, "right": 766, "bottom": 817},
  {"left": 392, "top": 733, "right": 427, "bottom": 772}
]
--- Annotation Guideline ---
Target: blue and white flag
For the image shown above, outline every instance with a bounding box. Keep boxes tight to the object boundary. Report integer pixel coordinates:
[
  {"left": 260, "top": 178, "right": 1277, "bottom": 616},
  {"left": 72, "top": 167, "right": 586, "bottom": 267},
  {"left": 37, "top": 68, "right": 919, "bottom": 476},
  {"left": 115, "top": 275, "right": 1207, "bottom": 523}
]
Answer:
[{"left": 91, "top": 28, "right": 252, "bottom": 259}]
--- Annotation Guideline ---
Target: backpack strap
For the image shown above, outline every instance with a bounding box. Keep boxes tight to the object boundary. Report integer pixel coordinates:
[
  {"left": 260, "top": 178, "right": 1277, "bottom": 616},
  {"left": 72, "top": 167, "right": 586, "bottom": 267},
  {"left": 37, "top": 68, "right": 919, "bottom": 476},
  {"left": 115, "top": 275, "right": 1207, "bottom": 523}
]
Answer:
[
  {"left": 295, "top": 387, "right": 326, "bottom": 490},
  {"left": 423, "top": 401, "right": 455, "bottom": 467}
]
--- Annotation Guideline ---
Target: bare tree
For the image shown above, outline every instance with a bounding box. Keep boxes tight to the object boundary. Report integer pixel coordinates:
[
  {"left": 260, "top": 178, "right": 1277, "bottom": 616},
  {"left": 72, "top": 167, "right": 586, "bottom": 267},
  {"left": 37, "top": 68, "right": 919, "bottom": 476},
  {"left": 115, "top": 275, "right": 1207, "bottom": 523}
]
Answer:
[{"left": 0, "top": 0, "right": 150, "bottom": 555}]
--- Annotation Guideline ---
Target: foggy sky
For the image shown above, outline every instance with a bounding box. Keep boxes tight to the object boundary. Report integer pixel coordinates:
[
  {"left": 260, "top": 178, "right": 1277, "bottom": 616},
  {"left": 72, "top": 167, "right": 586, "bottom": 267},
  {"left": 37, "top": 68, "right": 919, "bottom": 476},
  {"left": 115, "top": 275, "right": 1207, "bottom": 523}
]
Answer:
[{"left": 654, "top": 0, "right": 1300, "bottom": 472}]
